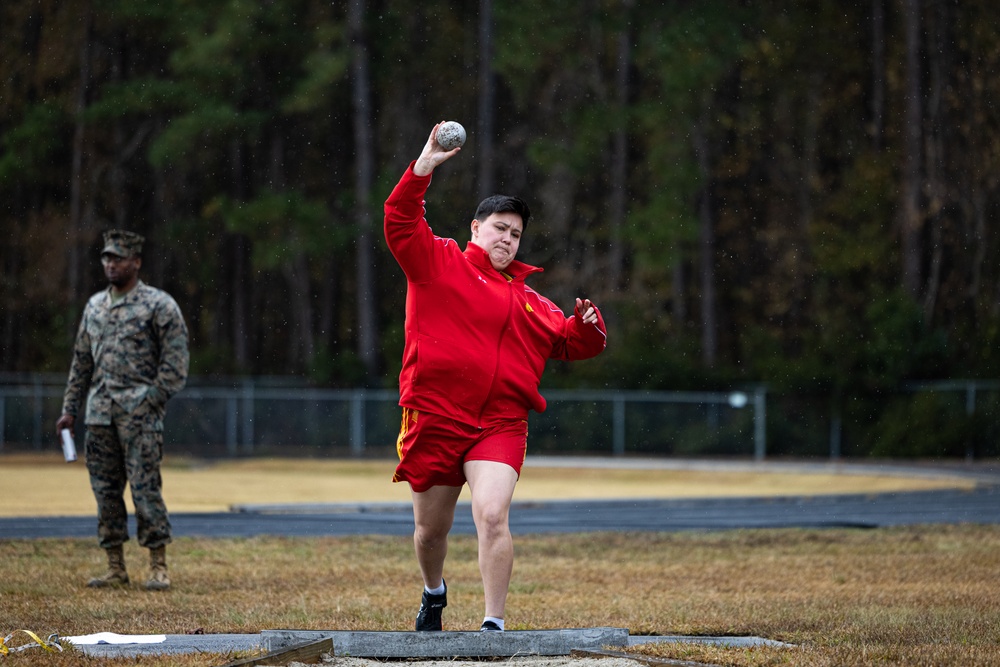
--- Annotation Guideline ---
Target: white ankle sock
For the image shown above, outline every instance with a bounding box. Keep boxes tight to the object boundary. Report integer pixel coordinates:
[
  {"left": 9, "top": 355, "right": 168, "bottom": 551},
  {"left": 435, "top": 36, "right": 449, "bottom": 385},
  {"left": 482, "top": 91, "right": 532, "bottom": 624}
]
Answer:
[
  {"left": 483, "top": 616, "right": 504, "bottom": 630},
  {"left": 425, "top": 582, "right": 446, "bottom": 596}
]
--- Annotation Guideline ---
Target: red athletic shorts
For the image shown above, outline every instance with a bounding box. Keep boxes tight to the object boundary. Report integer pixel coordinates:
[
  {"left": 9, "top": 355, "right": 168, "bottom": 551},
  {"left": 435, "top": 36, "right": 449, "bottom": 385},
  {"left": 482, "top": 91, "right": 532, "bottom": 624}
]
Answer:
[{"left": 393, "top": 408, "right": 528, "bottom": 493}]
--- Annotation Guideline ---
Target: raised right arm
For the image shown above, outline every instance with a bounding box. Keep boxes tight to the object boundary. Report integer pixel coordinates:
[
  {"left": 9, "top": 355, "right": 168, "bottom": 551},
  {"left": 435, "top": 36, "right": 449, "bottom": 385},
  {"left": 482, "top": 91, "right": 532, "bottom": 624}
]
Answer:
[{"left": 384, "top": 124, "right": 464, "bottom": 282}]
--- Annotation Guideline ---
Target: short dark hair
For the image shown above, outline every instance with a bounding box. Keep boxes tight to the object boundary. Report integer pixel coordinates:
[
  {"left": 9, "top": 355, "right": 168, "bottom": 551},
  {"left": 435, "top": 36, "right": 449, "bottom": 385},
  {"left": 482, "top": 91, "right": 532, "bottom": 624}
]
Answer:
[{"left": 474, "top": 195, "right": 531, "bottom": 231}]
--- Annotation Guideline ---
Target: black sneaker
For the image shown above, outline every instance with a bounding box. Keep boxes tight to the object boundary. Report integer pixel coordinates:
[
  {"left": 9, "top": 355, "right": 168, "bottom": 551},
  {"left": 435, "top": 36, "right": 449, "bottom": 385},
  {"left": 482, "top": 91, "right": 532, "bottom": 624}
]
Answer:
[
  {"left": 480, "top": 620, "right": 503, "bottom": 632},
  {"left": 415, "top": 580, "right": 447, "bottom": 631}
]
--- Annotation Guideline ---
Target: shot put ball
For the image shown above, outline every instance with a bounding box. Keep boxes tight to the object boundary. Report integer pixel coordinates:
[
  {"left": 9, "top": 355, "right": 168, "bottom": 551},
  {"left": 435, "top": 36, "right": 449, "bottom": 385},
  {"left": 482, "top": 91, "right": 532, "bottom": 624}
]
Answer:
[{"left": 437, "top": 121, "right": 466, "bottom": 150}]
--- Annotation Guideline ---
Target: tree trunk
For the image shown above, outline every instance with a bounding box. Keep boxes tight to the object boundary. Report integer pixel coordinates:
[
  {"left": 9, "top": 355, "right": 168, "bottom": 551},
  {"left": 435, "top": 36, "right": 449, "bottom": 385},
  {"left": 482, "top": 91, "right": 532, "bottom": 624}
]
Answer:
[
  {"left": 231, "top": 234, "right": 251, "bottom": 368},
  {"left": 790, "top": 74, "right": 821, "bottom": 329},
  {"left": 476, "top": 0, "right": 496, "bottom": 199},
  {"left": 229, "top": 139, "right": 250, "bottom": 369},
  {"left": 282, "top": 252, "right": 316, "bottom": 367},
  {"left": 693, "top": 110, "right": 716, "bottom": 369},
  {"left": 870, "top": 0, "right": 886, "bottom": 151},
  {"left": 672, "top": 250, "right": 686, "bottom": 325},
  {"left": 899, "top": 0, "right": 923, "bottom": 300},
  {"left": 267, "top": 129, "right": 315, "bottom": 370},
  {"left": 349, "top": 0, "right": 380, "bottom": 381},
  {"left": 109, "top": 31, "right": 128, "bottom": 229},
  {"left": 319, "top": 256, "right": 339, "bottom": 358},
  {"left": 68, "top": 10, "right": 92, "bottom": 313},
  {"left": 921, "top": 0, "right": 950, "bottom": 321},
  {"left": 609, "top": 0, "right": 633, "bottom": 293}
]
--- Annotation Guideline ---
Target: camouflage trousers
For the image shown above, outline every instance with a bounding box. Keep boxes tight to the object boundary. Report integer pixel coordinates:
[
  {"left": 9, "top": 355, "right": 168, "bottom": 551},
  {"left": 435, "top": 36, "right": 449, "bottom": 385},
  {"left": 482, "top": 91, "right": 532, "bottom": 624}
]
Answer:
[{"left": 84, "top": 400, "right": 171, "bottom": 550}]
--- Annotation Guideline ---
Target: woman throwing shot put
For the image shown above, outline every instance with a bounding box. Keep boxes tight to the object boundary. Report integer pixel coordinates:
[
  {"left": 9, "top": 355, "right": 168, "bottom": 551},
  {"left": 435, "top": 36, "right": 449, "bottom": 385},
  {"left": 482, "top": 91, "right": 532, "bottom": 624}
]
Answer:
[{"left": 384, "top": 122, "right": 608, "bottom": 632}]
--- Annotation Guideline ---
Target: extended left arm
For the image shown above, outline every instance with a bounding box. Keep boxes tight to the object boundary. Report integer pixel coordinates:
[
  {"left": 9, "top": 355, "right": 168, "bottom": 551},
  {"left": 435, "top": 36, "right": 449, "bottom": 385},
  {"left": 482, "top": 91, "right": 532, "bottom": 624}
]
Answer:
[{"left": 551, "top": 298, "right": 607, "bottom": 361}]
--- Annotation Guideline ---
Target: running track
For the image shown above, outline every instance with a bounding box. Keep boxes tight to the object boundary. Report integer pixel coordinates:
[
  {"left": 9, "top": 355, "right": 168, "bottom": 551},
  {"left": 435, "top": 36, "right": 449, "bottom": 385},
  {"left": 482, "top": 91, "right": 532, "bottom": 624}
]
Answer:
[{"left": 3, "top": 459, "right": 998, "bottom": 539}]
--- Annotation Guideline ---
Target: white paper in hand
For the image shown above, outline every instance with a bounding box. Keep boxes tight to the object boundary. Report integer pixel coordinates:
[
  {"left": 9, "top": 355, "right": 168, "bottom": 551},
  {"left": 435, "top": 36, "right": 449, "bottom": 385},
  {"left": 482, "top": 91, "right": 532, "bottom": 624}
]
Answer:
[{"left": 60, "top": 429, "right": 77, "bottom": 462}]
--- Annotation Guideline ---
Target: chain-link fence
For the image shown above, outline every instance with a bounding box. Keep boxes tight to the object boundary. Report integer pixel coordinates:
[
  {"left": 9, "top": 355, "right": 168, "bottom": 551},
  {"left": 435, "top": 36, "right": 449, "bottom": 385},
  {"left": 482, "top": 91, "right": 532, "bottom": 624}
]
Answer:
[
  {"left": 1, "top": 374, "right": 997, "bottom": 460},
  {"left": 0, "top": 375, "right": 764, "bottom": 459}
]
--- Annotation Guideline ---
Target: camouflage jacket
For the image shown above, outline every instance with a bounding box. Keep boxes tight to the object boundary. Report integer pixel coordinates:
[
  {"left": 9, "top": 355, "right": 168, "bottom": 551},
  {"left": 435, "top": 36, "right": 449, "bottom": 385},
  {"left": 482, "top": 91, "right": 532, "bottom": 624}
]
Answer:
[{"left": 62, "top": 281, "right": 190, "bottom": 426}]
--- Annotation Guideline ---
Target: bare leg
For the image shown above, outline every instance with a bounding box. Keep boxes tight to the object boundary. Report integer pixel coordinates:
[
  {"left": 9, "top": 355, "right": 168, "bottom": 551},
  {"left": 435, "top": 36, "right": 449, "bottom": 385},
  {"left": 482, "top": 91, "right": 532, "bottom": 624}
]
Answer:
[
  {"left": 411, "top": 485, "right": 463, "bottom": 589},
  {"left": 464, "top": 460, "right": 518, "bottom": 619}
]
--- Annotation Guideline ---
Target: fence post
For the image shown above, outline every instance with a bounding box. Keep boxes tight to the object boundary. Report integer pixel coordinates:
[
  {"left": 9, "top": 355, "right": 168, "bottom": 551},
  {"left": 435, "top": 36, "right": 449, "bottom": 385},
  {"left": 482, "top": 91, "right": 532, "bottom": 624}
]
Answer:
[
  {"left": 226, "top": 394, "right": 239, "bottom": 456},
  {"left": 753, "top": 386, "right": 767, "bottom": 461},
  {"left": 965, "top": 381, "right": 976, "bottom": 463},
  {"left": 612, "top": 394, "right": 626, "bottom": 456},
  {"left": 33, "top": 377, "right": 43, "bottom": 450},
  {"left": 829, "top": 395, "right": 842, "bottom": 460},
  {"left": 829, "top": 411, "right": 842, "bottom": 460},
  {"left": 241, "top": 378, "right": 255, "bottom": 455},
  {"left": 351, "top": 390, "right": 365, "bottom": 457}
]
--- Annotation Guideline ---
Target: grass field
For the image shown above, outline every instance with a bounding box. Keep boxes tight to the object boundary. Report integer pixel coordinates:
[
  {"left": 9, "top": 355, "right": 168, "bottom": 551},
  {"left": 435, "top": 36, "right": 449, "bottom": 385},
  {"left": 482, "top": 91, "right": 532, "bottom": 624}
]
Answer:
[{"left": 1, "top": 454, "right": 997, "bottom": 666}]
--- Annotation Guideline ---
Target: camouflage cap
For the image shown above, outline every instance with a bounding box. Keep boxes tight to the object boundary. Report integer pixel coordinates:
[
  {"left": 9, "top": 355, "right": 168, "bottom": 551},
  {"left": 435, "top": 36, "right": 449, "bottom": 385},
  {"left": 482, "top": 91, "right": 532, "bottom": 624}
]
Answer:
[{"left": 101, "top": 230, "right": 145, "bottom": 258}]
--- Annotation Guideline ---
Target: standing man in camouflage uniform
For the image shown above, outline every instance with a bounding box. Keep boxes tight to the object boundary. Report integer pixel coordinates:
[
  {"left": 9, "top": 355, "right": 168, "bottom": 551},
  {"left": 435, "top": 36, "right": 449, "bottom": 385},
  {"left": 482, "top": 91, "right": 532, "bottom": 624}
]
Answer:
[{"left": 56, "top": 230, "right": 189, "bottom": 591}]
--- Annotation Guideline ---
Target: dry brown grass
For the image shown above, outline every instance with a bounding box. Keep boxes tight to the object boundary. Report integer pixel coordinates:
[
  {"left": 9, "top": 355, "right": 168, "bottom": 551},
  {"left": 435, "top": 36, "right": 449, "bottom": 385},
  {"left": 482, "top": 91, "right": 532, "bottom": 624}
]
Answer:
[
  {"left": 1, "top": 526, "right": 999, "bottom": 666},
  {"left": 1, "top": 454, "right": 997, "bottom": 666}
]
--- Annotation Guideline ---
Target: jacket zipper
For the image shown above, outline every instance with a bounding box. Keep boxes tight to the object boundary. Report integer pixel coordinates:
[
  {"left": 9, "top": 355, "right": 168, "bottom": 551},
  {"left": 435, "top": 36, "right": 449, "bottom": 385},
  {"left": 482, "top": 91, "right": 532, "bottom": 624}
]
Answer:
[{"left": 477, "top": 276, "right": 514, "bottom": 428}]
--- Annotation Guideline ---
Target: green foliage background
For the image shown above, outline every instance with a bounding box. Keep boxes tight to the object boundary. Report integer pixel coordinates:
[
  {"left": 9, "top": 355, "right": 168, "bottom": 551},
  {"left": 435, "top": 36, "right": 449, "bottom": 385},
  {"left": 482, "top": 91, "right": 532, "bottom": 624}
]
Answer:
[{"left": 2, "top": 0, "right": 998, "bottom": 457}]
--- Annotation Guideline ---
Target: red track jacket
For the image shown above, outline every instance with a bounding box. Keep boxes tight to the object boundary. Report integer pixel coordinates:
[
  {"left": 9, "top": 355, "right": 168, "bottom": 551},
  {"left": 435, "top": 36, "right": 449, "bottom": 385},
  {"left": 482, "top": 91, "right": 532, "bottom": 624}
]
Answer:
[{"left": 384, "top": 163, "right": 608, "bottom": 428}]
